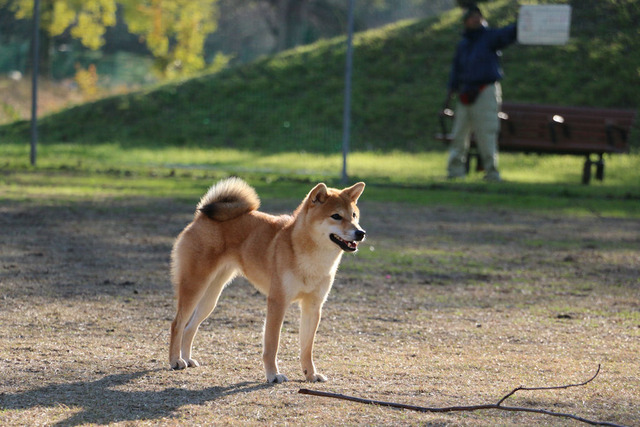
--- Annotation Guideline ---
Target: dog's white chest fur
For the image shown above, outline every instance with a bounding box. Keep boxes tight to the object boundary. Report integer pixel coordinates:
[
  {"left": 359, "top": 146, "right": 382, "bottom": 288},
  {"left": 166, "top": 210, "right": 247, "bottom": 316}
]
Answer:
[{"left": 283, "top": 269, "right": 332, "bottom": 302}]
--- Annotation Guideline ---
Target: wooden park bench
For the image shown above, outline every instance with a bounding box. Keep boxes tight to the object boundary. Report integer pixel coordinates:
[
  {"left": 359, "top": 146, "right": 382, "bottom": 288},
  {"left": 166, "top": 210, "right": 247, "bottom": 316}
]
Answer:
[{"left": 436, "top": 102, "right": 636, "bottom": 184}]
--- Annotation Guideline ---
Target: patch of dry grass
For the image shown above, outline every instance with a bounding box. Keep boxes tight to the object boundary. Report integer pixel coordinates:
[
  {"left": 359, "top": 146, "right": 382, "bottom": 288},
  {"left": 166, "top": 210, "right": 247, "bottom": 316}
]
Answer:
[
  {"left": 0, "top": 76, "right": 138, "bottom": 125},
  {"left": 0, "top": 77, "right": 86, "bottom": 124},
  {"left": 1, "top": 197, "right": 638, "bottom": 426}
]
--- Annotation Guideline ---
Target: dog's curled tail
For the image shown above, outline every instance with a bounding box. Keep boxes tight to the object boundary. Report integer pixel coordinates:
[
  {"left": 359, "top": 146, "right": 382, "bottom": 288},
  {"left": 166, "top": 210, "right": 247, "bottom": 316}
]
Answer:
[{"left": 197, "top": 177, "right": 260, "bottom": 221}]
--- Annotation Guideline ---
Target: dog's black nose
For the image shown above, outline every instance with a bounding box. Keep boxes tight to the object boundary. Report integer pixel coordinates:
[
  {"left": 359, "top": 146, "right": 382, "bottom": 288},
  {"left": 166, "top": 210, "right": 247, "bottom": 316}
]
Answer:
[{"left": 355, "top": 229, "right": 366, "bottom": 241}]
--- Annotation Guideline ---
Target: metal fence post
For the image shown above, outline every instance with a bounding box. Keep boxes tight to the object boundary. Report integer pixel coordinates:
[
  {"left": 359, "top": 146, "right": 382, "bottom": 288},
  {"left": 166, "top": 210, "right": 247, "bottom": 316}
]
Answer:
[
  {"left": 341, "top": 0, "right": 355, "bottom": 185},
  {"left": 30, "top": 0, "right": 41, "bottom": 166}
]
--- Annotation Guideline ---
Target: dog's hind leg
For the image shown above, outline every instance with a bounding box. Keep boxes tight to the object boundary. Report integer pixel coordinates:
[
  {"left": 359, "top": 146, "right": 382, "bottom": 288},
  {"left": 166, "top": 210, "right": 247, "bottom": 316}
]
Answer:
[
  {"left": 180, "top": 267, "right": 236, "bottom": 368},
  {"left": 170, "top": 287, "right": 204, "bottom": 370}
]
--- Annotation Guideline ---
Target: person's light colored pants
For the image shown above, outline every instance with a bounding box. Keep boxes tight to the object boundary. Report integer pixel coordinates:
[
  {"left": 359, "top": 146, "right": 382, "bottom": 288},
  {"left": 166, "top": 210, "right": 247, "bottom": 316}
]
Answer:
[{"left": 447, "top": 82, "right": 502, "bottom": 181}]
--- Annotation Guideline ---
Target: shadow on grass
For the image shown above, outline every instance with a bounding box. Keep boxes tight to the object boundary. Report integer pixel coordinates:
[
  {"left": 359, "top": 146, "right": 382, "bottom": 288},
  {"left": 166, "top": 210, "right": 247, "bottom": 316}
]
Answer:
[{"left": 0, "top": 369, "right": 273, "bottom": 426}]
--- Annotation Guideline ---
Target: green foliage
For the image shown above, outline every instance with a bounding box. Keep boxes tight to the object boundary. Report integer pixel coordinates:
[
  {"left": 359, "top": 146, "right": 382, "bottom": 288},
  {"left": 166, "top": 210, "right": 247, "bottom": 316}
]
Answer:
[
  {"left": 121, "top": 0, "right": 219, "bottom": 77},
  {"left": 0, "top": 0, "right": 638, "bottom": 151},
  {"left": 0, "top": 0, "right": 219, "bottom": 77},
  {"left": 1, "top": 0, "right": 117, "bottom": 49},
  {"left": 456, "top": 0, "right": 491, "bottom": 8}
]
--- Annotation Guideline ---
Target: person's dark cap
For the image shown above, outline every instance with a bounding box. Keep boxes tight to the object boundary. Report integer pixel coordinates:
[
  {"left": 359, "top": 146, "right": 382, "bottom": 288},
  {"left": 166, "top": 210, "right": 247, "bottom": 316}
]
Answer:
[{"left": 462, "top": 5, "right": 482, "bottom": 22}]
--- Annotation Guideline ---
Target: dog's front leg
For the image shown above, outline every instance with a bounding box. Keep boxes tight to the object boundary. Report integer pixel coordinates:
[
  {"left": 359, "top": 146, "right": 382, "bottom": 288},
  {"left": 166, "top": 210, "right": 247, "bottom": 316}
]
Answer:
[
  {"left": 263, "top": 290, "right": 288, "bottom": 383},
  {"left": 299, "top": 296, "right": 327, "bottom": 382}
]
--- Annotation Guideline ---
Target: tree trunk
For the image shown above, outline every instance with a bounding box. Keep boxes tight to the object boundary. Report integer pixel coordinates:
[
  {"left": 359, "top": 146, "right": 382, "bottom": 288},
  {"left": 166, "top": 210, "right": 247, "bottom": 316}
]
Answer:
[{"left": 274, "top": 0, "right": 307, "bottom": 52}]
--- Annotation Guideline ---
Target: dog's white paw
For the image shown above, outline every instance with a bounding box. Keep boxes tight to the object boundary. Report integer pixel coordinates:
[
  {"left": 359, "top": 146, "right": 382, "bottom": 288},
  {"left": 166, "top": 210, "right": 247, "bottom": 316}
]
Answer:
[
  {"left": 170, "top": 358, "right": 187, "bottom": 370},
  {"left": 267, "top": 373, "right": 289, "bottom": 384},
  {"left": 171, "top": 358, "right": 200, "bottom": 370},
  {"left": 306, "top": 373, "right": 327, "bottom": 383}
]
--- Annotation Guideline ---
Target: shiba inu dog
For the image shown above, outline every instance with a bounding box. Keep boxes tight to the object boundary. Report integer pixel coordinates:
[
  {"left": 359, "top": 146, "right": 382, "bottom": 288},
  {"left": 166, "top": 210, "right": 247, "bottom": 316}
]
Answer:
[{"left": 169, "top": 177, "right": 366, "bottom": 383}]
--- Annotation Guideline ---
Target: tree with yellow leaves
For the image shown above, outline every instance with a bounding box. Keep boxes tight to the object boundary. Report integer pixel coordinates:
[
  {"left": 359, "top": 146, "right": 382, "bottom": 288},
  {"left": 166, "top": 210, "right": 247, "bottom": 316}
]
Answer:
[
  {"left": 0, "top": 0, "right": 219, "bottom": 78},
  {"left": 121, "top": 0, "right": 219, "bottom": 78}
]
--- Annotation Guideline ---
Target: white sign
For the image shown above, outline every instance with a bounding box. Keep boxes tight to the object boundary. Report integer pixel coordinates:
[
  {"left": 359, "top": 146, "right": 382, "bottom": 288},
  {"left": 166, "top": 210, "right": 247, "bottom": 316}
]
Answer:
[{"left": 518, "top": 5, "right": 572, "bottom": 45}]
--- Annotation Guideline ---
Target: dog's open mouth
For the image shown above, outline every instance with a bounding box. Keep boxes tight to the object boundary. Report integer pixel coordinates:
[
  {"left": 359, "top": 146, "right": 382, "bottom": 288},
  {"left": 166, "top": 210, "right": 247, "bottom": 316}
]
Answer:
[{"left": 330, "top": 234, "right": 358, "bottom": 252}]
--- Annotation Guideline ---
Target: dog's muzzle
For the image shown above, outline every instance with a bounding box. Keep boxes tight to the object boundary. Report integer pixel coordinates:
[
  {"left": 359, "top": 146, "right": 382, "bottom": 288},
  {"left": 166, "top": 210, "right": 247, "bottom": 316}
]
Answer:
[{"left": 330, "top": 228, "right": 366, "bottom": 252}]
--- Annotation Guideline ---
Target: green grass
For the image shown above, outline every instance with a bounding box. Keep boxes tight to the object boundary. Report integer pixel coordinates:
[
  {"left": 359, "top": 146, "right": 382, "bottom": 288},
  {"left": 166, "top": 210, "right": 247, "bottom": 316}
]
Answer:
[{"left": 2, "top": 143, "right": 639, "bottom": 217}]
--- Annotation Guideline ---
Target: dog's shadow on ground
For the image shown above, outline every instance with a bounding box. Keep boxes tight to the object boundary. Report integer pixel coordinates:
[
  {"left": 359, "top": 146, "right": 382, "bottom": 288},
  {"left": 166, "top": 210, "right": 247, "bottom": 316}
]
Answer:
[{"left": 0, "top": 369, "right": 273, "bottom": 426}]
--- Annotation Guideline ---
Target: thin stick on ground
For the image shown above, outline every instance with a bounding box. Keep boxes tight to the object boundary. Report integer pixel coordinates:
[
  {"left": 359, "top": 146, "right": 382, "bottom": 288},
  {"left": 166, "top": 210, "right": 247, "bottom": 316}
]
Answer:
[{"left": 299, "top": 365, "right": 627, "bottom": 427}]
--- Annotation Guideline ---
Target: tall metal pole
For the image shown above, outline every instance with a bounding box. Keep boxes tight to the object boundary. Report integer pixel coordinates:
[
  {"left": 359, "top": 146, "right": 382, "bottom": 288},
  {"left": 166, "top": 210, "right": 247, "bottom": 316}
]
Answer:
[
  {"left": 341, "top": 0, "right": 355, "bottom": 185},
  {"left": 30, "top": 0, "right": 41, "bottom": 166}
]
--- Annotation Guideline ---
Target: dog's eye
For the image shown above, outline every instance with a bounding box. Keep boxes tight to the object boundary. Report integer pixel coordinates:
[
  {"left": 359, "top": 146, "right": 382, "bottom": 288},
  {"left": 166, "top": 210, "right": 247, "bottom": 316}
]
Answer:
[
  {"left": 352, "top": 212, "right": 357, "bottom": 219},
  {"left": 331, "top": 214, "right": 342, "bottom": 220}
]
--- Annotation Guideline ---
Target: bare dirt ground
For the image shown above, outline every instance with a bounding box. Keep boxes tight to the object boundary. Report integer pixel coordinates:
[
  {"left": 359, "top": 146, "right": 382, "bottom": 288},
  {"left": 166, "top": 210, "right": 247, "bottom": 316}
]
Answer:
[{"left": 1, "top": 196, "right": 639, "bottom": 426}]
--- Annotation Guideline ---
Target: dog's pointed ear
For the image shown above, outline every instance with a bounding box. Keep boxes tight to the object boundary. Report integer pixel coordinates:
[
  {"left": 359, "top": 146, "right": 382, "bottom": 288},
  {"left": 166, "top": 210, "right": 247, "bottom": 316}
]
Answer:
[
  {"left": 309, "top": 183, "right": 328, "bottom": 204},
  {"left": 343, "top": 182, "right": 365, "bottom": 203}
]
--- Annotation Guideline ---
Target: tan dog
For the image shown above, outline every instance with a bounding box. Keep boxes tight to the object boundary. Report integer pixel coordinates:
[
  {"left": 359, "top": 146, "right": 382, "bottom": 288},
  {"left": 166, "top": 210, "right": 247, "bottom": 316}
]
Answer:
[{"left": 169, "top": 177, "right": 365, "bottom": 383}]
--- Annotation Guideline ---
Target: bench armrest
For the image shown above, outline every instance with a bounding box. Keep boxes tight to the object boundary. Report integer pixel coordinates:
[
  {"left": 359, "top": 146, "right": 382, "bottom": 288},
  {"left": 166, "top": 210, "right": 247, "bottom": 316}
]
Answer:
[
  {"left": 548, "top": 117, "right": 571, "bottom": 144},
  {"left": 605, "top": 123, "right": 628, "bottom": 146}
]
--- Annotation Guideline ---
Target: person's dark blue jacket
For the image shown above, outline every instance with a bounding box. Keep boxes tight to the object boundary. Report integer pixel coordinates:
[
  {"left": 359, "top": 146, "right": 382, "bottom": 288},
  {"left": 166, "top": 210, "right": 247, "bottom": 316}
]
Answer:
[{"left": 447, "top": 23, "right": 518, "bottom": 94}]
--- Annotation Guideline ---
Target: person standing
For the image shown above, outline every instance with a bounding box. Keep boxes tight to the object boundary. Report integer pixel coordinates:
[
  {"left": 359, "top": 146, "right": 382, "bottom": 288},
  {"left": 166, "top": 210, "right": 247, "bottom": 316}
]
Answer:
[{"left": 443, "top": 5, "right": 518, "bottom": 181}]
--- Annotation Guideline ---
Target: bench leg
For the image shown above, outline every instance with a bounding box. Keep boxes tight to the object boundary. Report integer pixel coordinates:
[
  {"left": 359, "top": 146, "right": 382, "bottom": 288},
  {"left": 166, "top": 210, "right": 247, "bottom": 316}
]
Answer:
[
  {"left": 582, "top": 156, "right": 592, "bottom": 185},
  {"left": 595, "top": 155, "right": 604, "bottom": 181},
  {"left": 583, "top": 154, "right": 605, "bottom": 184}
]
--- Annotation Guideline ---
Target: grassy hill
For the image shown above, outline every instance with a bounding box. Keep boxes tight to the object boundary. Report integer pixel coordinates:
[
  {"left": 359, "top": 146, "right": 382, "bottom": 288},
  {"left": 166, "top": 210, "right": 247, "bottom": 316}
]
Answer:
[{"left": 2, "top": 0, "right": 638, "bottom": 153}]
